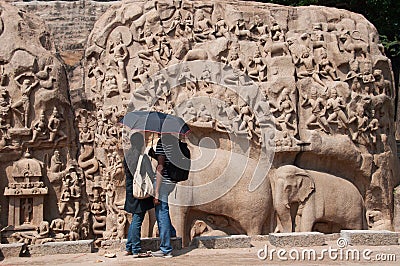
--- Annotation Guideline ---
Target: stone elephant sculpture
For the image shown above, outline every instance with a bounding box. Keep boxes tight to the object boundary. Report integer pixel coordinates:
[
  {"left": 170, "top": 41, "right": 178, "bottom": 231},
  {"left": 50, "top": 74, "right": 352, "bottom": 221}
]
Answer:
[
  {"left": 271, "top": 165, "right": 366, "bottom": 233},
  {"left": 170, "top": 145, "right": 275, "bottom": 246}
]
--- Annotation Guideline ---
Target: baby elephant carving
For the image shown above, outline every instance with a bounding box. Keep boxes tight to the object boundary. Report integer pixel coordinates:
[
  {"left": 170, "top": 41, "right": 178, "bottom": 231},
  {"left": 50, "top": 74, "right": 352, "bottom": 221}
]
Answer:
[{"left": 271, "top": 165, "right": 366, "bottom": 233}]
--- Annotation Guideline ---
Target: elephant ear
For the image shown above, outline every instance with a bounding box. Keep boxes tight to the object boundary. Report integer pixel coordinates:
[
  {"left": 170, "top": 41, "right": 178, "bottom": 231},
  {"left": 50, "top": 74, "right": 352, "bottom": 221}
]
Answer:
[{"left": 296, "top": 171, "right": 315, "bottom": 203}]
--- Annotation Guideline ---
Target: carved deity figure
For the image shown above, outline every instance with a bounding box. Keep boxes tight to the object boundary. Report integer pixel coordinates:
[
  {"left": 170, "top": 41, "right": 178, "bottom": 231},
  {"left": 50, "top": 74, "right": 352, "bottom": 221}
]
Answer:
[
  {"left": 109, "top": 32, "right": 128, "bottom": 89},
  {"left": 88, "top": 57, "right": 105, "bottom": 94},
  {"left": 295, "top": 51, "right": 325, "bottom": 87},
  {"left": 193, "top": 10, "right": 212, "bottom": 42},
  {"left": 12, "top": 74, "right": 39, "bottom": 128},
  {"left": 247, "top": 49, "right": 267, "bottom": 82},
  {"left": 326, "top": 88, "right": 348, "bottom": 129},
  {"left": 271, "top": 88, "right": 297, "bottom": 135},
  {"left": 131, "top": 59, "right": 150, "bottom": 89},
  {"left": 104, "top": 71, "right": 119, "bottom": 98},
  {"left": 213, "top": 16, "right": 229, "bottom": 38},
  {"left": 301, "top": 87, "right": 329, "bottom": 133},
  {"left": 182, "top": 100, "right": 197, "bottom": 123},
  {"left": 197, "top": 104, "right": 212, "bottom": 122},
  {"left": 373, "top": 69, "right": 391, "bottom": 96},
  {"left": 253, "top": 93, "right": 270, "bottom": 125},
  {"left": 50, "top": 150, "right": 63, "bottom": 173},
  {"left": 21, "top": 198, "right": 32, "bottom": 224},
  {"left": 48, "top": 107, "right": 67, "bottom": 143},
  {"left": 31, "top": 111, "right": 48, "bottom": 142},
  {"left": 317, "top": 51, "right": 339, "bottom": 81},
  {"left": 178, "top": 65, "right": 196, "bottom": 93},
  {"left": 348, "top": 104, "right": 369, "bottom": 141}
]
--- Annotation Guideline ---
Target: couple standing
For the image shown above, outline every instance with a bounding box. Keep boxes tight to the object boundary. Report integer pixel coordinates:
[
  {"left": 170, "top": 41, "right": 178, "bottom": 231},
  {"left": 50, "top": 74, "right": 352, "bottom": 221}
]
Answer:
[{"left": 123, "top": 132, "right": 177, "bottom": 258}]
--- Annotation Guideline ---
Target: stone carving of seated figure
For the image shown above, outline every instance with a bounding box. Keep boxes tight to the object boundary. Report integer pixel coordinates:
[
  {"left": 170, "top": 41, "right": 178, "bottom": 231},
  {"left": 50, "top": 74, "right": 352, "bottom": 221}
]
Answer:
[{"left": 182, "top": 100, "right": 197, "bottom": 123}]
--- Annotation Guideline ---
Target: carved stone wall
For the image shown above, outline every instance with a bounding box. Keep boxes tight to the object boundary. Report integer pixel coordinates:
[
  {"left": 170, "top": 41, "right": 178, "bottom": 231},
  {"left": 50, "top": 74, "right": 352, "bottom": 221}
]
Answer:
[{"left": 0, "top": 0, "right": 399, "bottom": 246}]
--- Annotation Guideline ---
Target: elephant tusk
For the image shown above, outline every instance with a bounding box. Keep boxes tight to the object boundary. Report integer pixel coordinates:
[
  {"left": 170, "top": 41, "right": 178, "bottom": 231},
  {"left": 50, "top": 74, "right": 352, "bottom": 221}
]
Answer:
[{"left": 284, "top": 203, "right": 290, "bottom": 209}]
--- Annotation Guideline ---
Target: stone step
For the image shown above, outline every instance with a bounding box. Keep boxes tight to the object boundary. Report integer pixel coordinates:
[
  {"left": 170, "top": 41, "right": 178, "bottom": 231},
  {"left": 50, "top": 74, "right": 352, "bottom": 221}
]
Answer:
[
  {"left": 101, "top": 237, "right": 182, "bottom": 252},
  {"left": 191, "top": 235, "right": 251, "bottom": 249},
  {"left": 0, "top": 243, "right": 25, "bottom": 258},
  {"left": 28, "top": 240, "right": 94, "bottom": 256},
  {"left": 340, "top": 230, "right": 400, "bottom": 246},
  {"left": 269, "top": 232, "right": 326, "bottom": 247}
]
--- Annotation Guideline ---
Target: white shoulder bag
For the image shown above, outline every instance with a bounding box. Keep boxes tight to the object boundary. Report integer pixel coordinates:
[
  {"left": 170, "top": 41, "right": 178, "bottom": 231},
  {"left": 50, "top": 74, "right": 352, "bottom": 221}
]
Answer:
[{"left": 132, "top": 155, "right": 154, "bottom": 199}]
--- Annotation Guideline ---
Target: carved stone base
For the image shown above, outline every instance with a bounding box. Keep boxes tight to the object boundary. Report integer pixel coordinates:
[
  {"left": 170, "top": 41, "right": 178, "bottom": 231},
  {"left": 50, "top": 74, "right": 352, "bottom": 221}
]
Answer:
[
  {"left": 28, "top": 240, "right": 94, "bottom": 256},
  {"left": 190, "top": 235, "right": 251, "bottom": 249},
  {"left": 269, "top": 232, "right": 326, "bottom": 247},
  {"left": 340, "top": 230, "right": 400, "bottom": 246},
  {"left": 0, "top": 243, "right": 24, "bottom": 258}
]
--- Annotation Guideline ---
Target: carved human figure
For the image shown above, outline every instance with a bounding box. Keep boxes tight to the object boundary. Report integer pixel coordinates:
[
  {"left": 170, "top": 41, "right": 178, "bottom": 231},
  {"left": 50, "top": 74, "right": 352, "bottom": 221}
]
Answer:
[
  {"left": 199, "top": 65, "right": 213, "bottom": 93},
  {"left": 193, "top": 10, "right": 212, "bottom": 42},
  {"left": 50, "top": 150, "right": 63, "bottom": 173},
  {"left": 212, "top": 16, "right": 229, "bottom": 38},
  {"left": 247, "top": 49, "right": 267, "bottom": 82},
  {"left": 50, "top": 218, "right": 65, "bottom": 239},
  {"left": 295, "top": 51, "right": 325, "bottom": 87},
  {"left": 31, "top": 111, "right": 48, "bottom": 142},
  {"left": 178, "top": 65, "right": 197, "bottom": 93},
  {"left": 131, "top": 59, "right": 150, "bottom": 89},
  {"left": 69, "top": 220, "right": 80, "bottom": 241},
  {"left": 167, "top": 10, "right": 185, "bottom": 37},
  {"left": 222, "top": 50, "right": 250, "bottom": 86},
  {"left": 116, "top": 212, "right": 127, "bottom": 240},
  {"left": 138, "top": 27, "right": 163, "bottom": 65},
  {"left": 270, "top": 19, "right": 284, "bottom": 42},
  {"left": 21, "top": 198, "right": 32, "bottom": 224},
  {"left": 182, "top": 100, "right": 197, "bottom": 123},
  {"left": 317, "top": 51, "right": 339, "bottom": 81},
  {"left": 87, "top": 57, "right": 105, "bottom": 94},
  {"left": 368, "top": 109, "right": 379, "bottom": 144},
  {"left": 12, "top": 74, "right": 39, "bottom": 128},
  {"left": 345, "top": 58, "right": 363, "bottom": 95},
  {"left": 48, "top": 107, "right": 67, "bottom": 143},
  {"left": 216, "top": 99, "right": 241, "bottom": 133},
  {"left": 239, "top": 103, "right": 255, "bottom": 139},
  {"left": 326, "top": 88, "right": 348, "bottom": 129},
  {"left": 152, "top": 72, "right": 170, "bottom": 100},
  {"left": 109, "top": 32, "right": 128, "bottom": 89},
  {"left": 271, "top": 88, "right": 297, "bottom": 134},
  {"left": 104, "top": 71, "right": 119, "bottom": 98},
  {"left": 301, "top": 88, "right": 329, "bottom": 133},
  {"left": 197, "top": 104, "right": 212, "bottom": 122},
  {"left": 373, "top": 69, "right": 391, "bottom": 96},
  {"left": 253, "top": 93, "right": 271, "bottom": 125},
  {"left": 348, "top": 104, "right": 369, "bottom": 141}
]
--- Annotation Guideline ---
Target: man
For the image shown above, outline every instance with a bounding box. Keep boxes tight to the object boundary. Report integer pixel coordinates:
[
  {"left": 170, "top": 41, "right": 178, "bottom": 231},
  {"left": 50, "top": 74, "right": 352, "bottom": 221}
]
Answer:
[{"left": 151, "top": 134, "right": 177, "bottom": 258}]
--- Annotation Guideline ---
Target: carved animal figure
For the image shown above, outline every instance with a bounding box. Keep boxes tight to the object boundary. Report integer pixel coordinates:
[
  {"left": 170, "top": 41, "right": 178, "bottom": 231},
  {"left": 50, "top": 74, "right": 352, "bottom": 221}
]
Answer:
[
  {"left": 184, "top": 49, "right": 209, "bottom": 61},
  {"left": 271, "top": 165, "right": 365, "bottom": 232},
  {"left": 264, "top": 40, "right": 289, "bottom": 57},
  {"left": 338, "top": 31, "right": 369, "bottom": 58},
  {"left": 171, "top": 148, "right": 274, "bottom": 246}
]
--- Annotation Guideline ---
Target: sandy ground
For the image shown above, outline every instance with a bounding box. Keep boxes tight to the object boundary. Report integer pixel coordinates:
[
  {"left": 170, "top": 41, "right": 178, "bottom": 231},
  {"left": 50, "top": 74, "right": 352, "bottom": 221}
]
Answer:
[{"left": 1, "top": 241, "right": 399, "bottom": 266}]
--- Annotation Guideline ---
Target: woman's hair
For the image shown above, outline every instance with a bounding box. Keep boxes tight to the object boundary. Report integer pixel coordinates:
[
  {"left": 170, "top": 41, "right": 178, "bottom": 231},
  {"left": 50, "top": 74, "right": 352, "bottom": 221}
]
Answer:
[{"left": 130, "top": 132, "right": 144, "bottom": 151}]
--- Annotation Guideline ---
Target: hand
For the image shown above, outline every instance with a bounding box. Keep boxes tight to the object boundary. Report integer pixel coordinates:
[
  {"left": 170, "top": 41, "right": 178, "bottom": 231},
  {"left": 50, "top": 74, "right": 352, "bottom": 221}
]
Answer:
[{"left": 153, "top": 197, "right": 160, "bottom": 206}]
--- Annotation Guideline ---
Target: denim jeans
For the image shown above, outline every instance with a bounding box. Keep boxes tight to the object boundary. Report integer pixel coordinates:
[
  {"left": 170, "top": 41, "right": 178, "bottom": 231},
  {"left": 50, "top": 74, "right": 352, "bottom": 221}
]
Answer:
[
  {"left": 155, "top": 182, "right": 176, "bottom": 254},
  {"left": 126, "top": 211, "right": 146, "bottom": 254}
]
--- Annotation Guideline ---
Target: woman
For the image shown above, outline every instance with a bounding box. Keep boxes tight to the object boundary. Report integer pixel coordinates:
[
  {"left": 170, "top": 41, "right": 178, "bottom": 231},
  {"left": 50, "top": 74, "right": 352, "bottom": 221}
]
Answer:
[{"left": 124, "top": 132, "right": 154, "bottom": 257}]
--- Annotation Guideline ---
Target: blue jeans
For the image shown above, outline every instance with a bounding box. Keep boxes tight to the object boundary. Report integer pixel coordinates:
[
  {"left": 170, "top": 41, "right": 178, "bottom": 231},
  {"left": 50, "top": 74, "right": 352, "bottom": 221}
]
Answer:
[
  {"left": 126, "top": 212, "right": 145, "bottom": 254},
  {"left": 155, "top": 182, "right": 176, "bottom": 254}
]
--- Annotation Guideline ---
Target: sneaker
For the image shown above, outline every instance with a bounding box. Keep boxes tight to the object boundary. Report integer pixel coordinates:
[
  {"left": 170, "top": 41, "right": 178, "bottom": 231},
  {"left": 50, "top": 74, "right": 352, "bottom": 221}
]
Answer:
[
  {"left": 152, "top": 250, "right": 173, "bottom": 258},
  {"left": 132, "top": 253, "right": 139, "bottom": 258}
]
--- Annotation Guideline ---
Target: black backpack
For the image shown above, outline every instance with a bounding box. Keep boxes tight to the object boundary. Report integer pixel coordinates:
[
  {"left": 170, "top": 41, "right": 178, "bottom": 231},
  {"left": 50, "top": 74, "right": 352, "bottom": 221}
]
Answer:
[{"left": 167, "top": 141, "right": 191, "bottom": 182}]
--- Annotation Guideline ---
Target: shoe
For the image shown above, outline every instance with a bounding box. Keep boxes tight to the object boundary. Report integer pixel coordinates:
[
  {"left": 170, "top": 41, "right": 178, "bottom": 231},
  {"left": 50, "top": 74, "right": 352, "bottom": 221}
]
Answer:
[
  {"left": 152, "top": 250, "right": 173, "bottom": 258},
  {"left": 124, "top": 251, "right": 133, "bottom": 256},
  {"left": 132, "top": 253, "right": 139, "bottom": 258}
]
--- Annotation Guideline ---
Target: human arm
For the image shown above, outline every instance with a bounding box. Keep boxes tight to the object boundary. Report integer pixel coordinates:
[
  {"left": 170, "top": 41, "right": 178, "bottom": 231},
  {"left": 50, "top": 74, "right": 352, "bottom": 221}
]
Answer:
[{"left": 154, "top": 154, "right": 165, "bottom": 205}]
